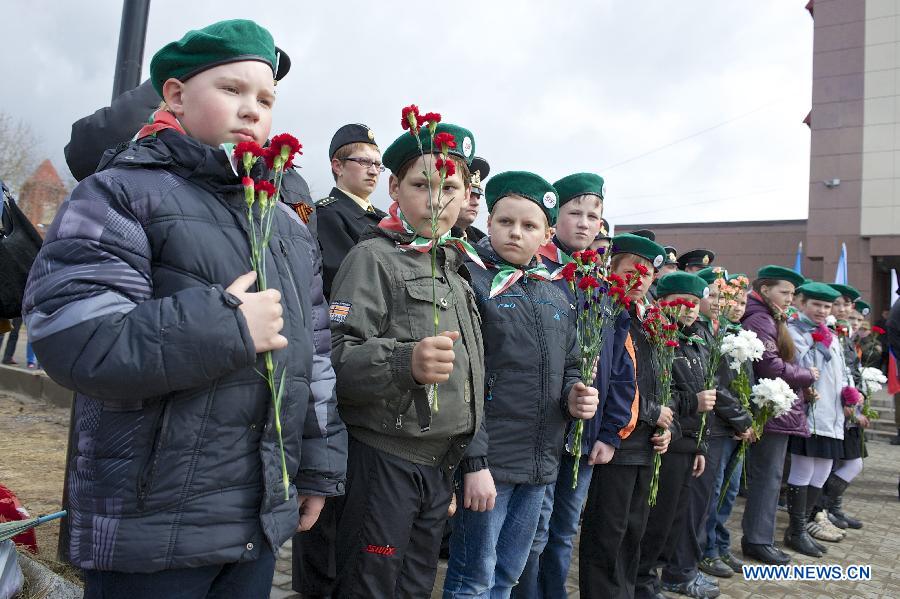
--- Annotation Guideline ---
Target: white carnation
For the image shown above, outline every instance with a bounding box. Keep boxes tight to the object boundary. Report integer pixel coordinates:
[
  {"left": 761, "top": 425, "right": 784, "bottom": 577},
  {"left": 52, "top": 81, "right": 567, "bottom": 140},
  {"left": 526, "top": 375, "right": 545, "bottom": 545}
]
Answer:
[
  {"left": 751, "top": 377, "right": 798, "bottom": 418},
  {"left": 860, "top": 367, "right": 887, "bottom": 395},
  {"left": 721, "top": 329, "right": 765, "bottom": 370}
]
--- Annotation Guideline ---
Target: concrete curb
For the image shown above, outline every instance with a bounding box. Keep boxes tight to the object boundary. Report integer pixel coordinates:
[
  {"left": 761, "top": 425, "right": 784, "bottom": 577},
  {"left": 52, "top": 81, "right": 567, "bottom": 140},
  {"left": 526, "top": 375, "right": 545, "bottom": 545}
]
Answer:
[{"left": 0, "top": 365, "right": 72, "bottom": 409}]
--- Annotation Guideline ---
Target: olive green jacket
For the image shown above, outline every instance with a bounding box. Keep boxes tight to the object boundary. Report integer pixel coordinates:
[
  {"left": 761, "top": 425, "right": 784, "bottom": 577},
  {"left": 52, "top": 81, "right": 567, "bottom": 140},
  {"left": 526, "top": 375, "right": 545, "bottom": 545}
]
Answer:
[{"left": 329, "top": 227, "right": 485, "bottom": 471}]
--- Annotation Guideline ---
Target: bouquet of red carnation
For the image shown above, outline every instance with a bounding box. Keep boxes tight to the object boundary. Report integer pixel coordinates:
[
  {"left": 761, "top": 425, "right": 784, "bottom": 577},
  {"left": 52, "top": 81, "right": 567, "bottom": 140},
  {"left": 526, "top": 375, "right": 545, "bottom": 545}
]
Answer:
[
  {"left": 642, "top": 298, "right": 695, "bottom": 506},
  {"left": 233, "top": 135, "right": 302, "bottom": 500},
  {"left": 562, "top": 251, "right": 646, "bottom": 487}
]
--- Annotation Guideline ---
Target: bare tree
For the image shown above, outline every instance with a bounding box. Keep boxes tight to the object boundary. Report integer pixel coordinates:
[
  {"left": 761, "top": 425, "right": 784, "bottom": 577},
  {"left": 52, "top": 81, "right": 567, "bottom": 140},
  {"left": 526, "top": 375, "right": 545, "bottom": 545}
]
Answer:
[{"left": 0, "top": 111, "right": 43, "bottom": 196}]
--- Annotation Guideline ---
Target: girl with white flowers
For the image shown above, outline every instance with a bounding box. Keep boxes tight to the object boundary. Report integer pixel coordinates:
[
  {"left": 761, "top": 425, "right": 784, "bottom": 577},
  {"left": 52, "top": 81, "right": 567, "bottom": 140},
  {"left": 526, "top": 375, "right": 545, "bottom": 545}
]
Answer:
[{"left": 784, "top": 282, "right": 847, "bottom": 557}]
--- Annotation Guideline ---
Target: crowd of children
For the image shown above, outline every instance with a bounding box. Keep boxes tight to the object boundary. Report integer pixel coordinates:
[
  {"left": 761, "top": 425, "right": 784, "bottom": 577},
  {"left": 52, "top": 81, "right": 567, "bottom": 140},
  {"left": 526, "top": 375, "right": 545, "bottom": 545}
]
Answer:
[{"left": 17, "top": 19, "right": 891, "bottom": 599}]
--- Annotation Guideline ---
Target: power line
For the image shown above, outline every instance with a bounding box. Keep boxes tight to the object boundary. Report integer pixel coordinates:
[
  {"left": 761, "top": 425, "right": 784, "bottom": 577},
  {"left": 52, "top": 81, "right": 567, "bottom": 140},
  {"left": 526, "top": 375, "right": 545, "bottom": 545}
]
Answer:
[{"left": 598, "top": 97, "right": 786, "bottom": 173}]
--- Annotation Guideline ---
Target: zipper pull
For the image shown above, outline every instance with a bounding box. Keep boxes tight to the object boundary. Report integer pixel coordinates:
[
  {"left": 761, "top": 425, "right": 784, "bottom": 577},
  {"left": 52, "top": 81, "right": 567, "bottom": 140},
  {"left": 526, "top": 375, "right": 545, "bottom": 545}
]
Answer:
[
  {"left": 395, "top": 414, "right": 403, "bottom": 429},
  {"left": 279, "top": 239, "right": 288, "bottom": 256}
]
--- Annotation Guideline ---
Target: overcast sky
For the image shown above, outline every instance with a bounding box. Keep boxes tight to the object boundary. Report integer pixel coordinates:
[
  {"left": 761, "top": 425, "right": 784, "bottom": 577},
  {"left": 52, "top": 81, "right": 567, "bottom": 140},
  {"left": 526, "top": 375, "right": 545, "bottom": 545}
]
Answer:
[{"left": 3, "top": 0, "right": 813, "bottom": 231}]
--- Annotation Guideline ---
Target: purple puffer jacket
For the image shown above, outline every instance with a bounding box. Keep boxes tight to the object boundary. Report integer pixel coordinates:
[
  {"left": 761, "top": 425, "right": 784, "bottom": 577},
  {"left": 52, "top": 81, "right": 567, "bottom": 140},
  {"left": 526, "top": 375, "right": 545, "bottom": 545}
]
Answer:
[{"left": 741, "top": 293, "right": 816, "bottom": 437}]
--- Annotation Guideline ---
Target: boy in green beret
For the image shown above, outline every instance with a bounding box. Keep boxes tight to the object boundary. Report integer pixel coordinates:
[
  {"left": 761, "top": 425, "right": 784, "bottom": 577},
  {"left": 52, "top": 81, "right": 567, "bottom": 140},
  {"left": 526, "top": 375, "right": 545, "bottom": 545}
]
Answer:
[
  {"left": 579, "top": 233, "right": 675, "bottom": 599},
  {"left": 328, "top": 122, "right": 485, "bottom": 596},
  {"left": 636, "top": 272, "right": 718, "bottom": 599},
  {"left": 536, "top": 172, "right": 605, "bottom": 269},
  {"left": 442, "top": 171, "right": 598, "bottom": 597},
  {"left": 23, "top": 20, "right": 346, "bottom": 598}
]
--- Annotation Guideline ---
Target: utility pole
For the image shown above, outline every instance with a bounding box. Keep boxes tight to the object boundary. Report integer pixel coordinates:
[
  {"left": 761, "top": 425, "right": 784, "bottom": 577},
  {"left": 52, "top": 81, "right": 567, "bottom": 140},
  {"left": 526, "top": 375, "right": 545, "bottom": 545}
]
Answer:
[{"left": 111, "top": 0, "right": 151, "bottom": 101}]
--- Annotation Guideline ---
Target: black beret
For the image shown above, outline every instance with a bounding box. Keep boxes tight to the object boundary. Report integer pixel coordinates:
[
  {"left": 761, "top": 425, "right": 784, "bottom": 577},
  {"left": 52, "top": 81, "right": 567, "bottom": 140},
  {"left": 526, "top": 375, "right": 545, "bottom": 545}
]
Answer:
[{"left": 329, "top": 123, "right": 377, "bottom": 159}]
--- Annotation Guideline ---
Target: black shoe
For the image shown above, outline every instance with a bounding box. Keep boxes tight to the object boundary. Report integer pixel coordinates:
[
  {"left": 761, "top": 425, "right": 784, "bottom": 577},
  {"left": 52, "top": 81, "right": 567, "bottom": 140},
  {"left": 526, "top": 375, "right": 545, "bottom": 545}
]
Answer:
[
  {"left": 699, "top": 557, "right": 733, "bottom": 579},
  {"left": 741, "top": 539, "right": 791, "bottom": 565},
  {"left": 823, "top": 473, "right": 863, "bottom": 529},
  {"left": 891, "top": 434, "right": 900, "bottom": 446},
  {"left": 784, "top": 485, "right": 822, "bottom": 557},
  {"left": 719, "top": 552, "right": 744, "bottom": 573},
  {"left": 827, "top": 510, "right": 849, "bottom": 529},
  {"left": 661, "top": 573, "right": 720, "bottom": 599}
]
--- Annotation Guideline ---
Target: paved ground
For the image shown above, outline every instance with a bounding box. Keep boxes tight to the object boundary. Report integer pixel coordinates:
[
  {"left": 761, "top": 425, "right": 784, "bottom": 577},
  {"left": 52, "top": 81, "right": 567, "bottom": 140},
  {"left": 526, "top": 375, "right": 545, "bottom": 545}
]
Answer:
[{"left": 272, "top": 429, "right": 900, "bottom": 598}]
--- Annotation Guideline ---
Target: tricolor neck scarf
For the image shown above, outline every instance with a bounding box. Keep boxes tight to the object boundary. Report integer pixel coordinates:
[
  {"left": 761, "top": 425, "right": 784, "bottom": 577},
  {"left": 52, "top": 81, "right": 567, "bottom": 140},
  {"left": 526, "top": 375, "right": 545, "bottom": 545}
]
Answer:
[
  {"left": 377, "top": 202, "right": 485, "bottom": 269},
  {"left": 135, "top": 109, "right": 188, "bottom": 140},
  {"left": 536, "top": 237, "right": 574, "bottom": 267},
  {"left": 486, "top": 255, "right": 555, "bottom": 298}
]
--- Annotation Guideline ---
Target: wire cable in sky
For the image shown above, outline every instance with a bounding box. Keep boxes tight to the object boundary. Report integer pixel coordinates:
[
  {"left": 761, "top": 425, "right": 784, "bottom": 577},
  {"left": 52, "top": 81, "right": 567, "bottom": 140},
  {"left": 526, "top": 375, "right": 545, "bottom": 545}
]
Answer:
[{"left": 598, "top": 97, "right": 787, "bottom": 173}]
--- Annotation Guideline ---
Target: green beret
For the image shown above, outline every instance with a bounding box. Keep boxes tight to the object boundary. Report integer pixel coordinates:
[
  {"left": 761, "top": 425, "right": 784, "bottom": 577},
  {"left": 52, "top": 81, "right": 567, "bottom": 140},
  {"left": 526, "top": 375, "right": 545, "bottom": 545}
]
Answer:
[
  {"left": 756, "top": 265, "right": 805, "bottom": 288},
  {"left": 828, "top": 283, "right": 861, "bottom": 301},
  {"left": 611, "top": 233, "right": 666, "bottom": 269},
  {"left": 657, "top": 272, "right": 710, "bottom": 300},
  {"left": 485, "top": 171, "right": 559, "bottom": 226},
  {"left": 150, "top": 20, "right": 287, "bottom": 97},
  {"left": 854, "top": 299, "right": 871, "bottom": 316},
  {"left": 796, "top": 282, "right": 842, "bottom": 302},
  {"left": 553, "top": 173, "right": 606, "bottom": 205},
  {"left": 696, "top": 267, "right": 728, "bottom": 285},
  {"left": 383, "top": 123, "right": 475, "bottom": 174}
]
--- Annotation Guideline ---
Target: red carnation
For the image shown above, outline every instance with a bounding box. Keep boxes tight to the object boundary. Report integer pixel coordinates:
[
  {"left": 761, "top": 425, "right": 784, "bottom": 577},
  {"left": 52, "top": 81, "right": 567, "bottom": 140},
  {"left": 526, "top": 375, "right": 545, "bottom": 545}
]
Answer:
[
  {"left": 578, "top": 276, "right": 600, "bottom": 291},
  {"left": 665, "top": 340, "right": 679, "bottom": 348},
  {"left": 561, "top": 262, "right": 578, "bottom": 282},
  {"left": 421, "top": 112, "right": 441, "bottom": 125},
  {"left": 872, "top": 326, "right": 886, "bottom": 335},
  {"left": 635, "top": 263, "right": 650, "bottom": 276},
  {"left": 241, "top": 176, "right": 254, "bottom": 188},
  {"left": 581, "top": 249, "right": 597, "bottom": 264},
  {"left": 235, "top": 141, "right": 264, "bottom": 159},
  {"left": 435, "top": 156, "right": 456, "bottom": 178},
  {"left": 433, "top": 132, "right": 457, "bottom": 153},
  {"left": 255, "top": 179, "right": 277, "bottom": 198},
  {"left": 402, "top": 104, "right": 421, "bottom": 134},
  {"left": 608, "top": 273, "right": 625, "bottom": 286},
  {"left": 663, "top": 323, "right": 678, "bottom": 331},
  {"left": 684, "top": 300, "right": 696, "bottom": 309},
  {"left": 658, "top": 300, "right": 669, "bottom": 308}
]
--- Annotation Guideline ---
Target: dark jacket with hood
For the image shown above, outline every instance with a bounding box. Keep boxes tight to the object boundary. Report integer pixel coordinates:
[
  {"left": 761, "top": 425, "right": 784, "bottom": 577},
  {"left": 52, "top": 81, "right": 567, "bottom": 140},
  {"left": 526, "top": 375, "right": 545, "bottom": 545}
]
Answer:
[
  {"left": 740, "top": 292, "right": 815, "bottom": 437},
  {"left": 462, "top": 238, "right": 581, "bottom": 485},
  {"left": 23, "top": 130, "right": 346, "bottom": 573}
]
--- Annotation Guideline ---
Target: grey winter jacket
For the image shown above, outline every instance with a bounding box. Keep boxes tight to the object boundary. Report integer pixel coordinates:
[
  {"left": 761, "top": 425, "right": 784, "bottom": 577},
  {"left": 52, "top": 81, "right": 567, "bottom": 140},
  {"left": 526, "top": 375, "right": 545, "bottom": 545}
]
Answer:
[
  {"left": 462, "top": 239, "right": 581, "bottom": 485},
  {"left": 23, "top": 130, "right": 346, "bottom": 573},
  {"left": 789, "top": 317, "right": 846, "bottom": 440}
]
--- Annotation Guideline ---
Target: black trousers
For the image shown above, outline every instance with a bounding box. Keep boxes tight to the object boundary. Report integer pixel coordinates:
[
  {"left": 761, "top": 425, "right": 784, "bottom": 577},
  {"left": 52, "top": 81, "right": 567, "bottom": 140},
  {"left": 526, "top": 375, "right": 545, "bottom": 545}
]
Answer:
[
  {"left": 579, "top": 462, "right": 653, "bottom": 599},
  {"left": 1, "top": 317, "right": 21, "bottom": 361},
  {"left": 635, "top": 452, "right": 693, "bottom": 598},
  {"left": 291, "top": 498, "right": 337, "bottom": 597},
  {"left": 661, "top": 449, "right": 720, "bottom": 585},
  {"left": 334, "top": 436, "right": 453, "bottom": 599}
]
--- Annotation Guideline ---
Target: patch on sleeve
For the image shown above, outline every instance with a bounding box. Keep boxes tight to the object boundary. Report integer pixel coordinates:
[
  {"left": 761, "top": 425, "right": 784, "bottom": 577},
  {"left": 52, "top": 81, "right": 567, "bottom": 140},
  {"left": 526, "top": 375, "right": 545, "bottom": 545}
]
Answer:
[
  {"left": 329, "top": 301, "right": 352, "bottom": 324},
  {"left": 763, "top": 338, "right": 778, "bottom": 353}
]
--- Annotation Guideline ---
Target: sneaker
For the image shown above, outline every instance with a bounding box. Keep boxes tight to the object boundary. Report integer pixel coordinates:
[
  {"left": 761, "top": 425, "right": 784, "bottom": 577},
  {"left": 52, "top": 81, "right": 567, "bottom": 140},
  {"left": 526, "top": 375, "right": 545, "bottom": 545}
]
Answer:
[
  {"left": 818, "top": 511, "right": 847, "bottom": 538},
  {"left": 662, "top": 573, "right": 720, "bottom": 598},
  {"left": 807, "top": 513, "right": 843, "bottom": 542},
  {"left": 699, "top": 557, "right": 733, "bottom": 579},
  {"left": 719, "top": 552, "right": 744, "bottom": 574},
  {"left": 26, "top": 362, "right": 37, "bottom": 370},
  {"left": 1, "top": 358, "right": 17, "bottom": 365}
]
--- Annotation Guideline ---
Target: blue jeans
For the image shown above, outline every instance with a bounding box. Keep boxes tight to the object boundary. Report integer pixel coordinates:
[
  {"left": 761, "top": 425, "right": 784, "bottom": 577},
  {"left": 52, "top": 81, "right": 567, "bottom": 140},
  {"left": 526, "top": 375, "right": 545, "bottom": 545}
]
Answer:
[
  {"left": 443, "top": 481, "right": 548, "bottom": 598},
  {"left": 704, "top": 436, "right": 742, "bottom": 559},
  {"left": 26, "top": 342, "right": 37, "bottom": 367},
  {"left": 83, "top": 548, "right": 275, "bottom": 599},
  {"left": 513, "top": 452, "right": 592, "bottom": 598}
]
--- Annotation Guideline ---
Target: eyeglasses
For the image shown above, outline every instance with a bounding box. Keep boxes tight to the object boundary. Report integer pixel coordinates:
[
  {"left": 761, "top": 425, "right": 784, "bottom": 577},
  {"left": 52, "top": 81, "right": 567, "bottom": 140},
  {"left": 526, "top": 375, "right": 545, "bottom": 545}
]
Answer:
[{"left": 342, "top": 157, "right": 385, "bottom": 172}]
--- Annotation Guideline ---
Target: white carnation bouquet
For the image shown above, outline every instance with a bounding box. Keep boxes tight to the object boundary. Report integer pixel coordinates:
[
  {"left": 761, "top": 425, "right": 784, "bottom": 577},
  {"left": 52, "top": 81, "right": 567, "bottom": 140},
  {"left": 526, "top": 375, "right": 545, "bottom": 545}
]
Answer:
[
  {"left": 859, "top": 367, "right": 886, "bottom": 421},
  {"left": 750, "top": 377, "right": 797, "bottom": 433}
]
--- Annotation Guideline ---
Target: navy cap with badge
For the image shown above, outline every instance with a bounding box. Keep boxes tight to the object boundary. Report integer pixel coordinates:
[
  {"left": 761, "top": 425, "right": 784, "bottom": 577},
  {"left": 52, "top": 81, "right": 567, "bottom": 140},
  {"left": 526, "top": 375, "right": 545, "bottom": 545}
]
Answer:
[
  {"left": 329, "top": 123, "right": 378, "bottom": 158},
  {"left": 595, "top": 218, "right": 612, "bottom": 241},
  {"left": 678, "top": 249, "right": 715, "bottom": 271},
  {"left": 470, "top": 156, "right": 490, "bottom": 198},
  {"left": 663, "top": 246, "right": 678, "bottom": 266}
]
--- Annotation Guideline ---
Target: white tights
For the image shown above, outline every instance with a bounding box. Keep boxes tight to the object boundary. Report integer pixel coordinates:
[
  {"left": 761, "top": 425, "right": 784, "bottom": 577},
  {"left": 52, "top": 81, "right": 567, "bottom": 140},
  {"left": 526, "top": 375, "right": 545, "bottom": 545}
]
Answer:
[
  {"left": 787, "top": 454, "right": 833, "bottom": 488},
  {"left": 833, "top": 458, "right": 864, "bottom": 483}
]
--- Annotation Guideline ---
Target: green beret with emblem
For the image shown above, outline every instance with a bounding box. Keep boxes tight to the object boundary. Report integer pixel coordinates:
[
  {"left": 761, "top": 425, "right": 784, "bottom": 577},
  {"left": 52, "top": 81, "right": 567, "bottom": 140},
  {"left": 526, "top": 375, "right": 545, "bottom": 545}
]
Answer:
[
  {"left": 657, "top": 272, "right": 710, "bottom": 300},
  {"left": 796, "top": 282, "right": 842, "bottom": 302},
  {"left": 485, "top": 171, "right": 559, "bottom": 226},
  {"left": 828, "top": 283, "right": 861, "bottom": 301},
  {"left": 150, "top": 19, "right": 289, "bottom": 97},
  {"left": 611, "top": 233, "right": 666, "bottom": 269},
  {"left": 553, "top": 173, "right": 606, "bottom": 205},
  {"left": 383, "top": 123, "right": 476, "bottom": 174},
  {"left": 854, "top": 298, "right": 871, "bottom": 316},
  {"left": 696, "top": 266, "right": 728, "bottom": 285},
  {"left": 756, "top": 265, "right": 806, "bottom": 289}
]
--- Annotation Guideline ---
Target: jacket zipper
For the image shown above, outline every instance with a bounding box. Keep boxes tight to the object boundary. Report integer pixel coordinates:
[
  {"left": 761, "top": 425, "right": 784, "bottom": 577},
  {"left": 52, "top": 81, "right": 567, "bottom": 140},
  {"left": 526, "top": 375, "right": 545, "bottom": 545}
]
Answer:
[
  {"left": 137, "top": 400, "right": 171, "bottom": 509},
  {"left": 522, "top": 277, "right": 548, "bottom": 482},
  {"left": 278, "top": 239, "right": 305, "bottom": 325},
  {"left": 486, "top": 373, "right": 496, "bottom": 402}
]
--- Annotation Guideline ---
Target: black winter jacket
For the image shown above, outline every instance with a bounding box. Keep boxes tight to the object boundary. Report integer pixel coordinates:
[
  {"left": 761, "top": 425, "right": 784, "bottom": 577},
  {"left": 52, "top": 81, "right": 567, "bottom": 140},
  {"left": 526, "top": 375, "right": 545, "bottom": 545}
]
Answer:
[
  {"left": 669, "top": 322, "right": 709, "bottom": 454},
  {"left": 24, "top": 130, "right": 346, "bottom": 572},
  {"left": 702, "top": 322, "right": 754, "bottom": 438},
  {"left": 463, "top": 239, "right": 581, "bottom": 484}
]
